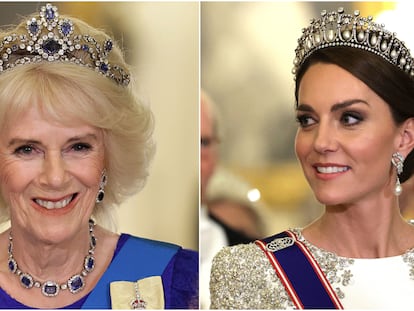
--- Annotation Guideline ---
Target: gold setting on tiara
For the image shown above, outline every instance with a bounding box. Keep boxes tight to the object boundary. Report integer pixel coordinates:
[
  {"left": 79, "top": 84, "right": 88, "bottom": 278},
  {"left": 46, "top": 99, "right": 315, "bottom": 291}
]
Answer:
[
  {"left": 293, "top": 7, "right": 414, "bottom": 79},
  {"left": 0, "top": 3, "right": 130, "bottom": 86}
]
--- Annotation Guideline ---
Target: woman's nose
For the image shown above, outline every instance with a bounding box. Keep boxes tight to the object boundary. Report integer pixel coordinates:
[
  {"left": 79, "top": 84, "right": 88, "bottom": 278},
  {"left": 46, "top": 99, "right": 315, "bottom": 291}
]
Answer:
[
  {"left": 313, "top": 122, "right": 338, "bottom": 154},
  {"left": 39, "top": 151, "right": 68, "bottom": 189}
]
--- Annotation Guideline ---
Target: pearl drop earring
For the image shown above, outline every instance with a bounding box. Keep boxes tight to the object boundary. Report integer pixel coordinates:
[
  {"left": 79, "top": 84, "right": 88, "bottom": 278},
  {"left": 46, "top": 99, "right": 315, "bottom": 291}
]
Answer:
[{"left": 391, "top": 152, "right": 404, "bottom": 196}]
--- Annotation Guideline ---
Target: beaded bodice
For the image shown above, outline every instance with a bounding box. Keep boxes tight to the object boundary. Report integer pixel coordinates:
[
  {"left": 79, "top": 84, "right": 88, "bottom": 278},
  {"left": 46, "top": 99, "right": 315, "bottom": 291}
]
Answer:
[{"left": 210, "top": 228, "right": 414, "bottom": 309}]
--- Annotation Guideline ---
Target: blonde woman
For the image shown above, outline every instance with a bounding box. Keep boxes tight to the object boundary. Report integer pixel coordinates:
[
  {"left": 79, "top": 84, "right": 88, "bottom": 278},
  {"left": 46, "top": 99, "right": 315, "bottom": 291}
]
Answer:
[{"left": 0, "top": 3, "right": 198, "bottom": 309}]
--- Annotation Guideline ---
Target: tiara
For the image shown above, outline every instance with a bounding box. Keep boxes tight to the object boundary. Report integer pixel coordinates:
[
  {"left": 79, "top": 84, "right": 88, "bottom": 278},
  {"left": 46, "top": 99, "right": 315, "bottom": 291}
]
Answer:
[
  {"left": 292, "top": 7, "right": 414, "bottom": 80},
  {"left": 0, "top": 3, "right": 130, "bottom": 86}
]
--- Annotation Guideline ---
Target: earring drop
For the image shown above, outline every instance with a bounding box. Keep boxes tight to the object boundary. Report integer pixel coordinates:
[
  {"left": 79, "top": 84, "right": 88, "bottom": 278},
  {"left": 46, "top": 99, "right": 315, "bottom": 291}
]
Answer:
[
  {"left": 391, "top": 152, "right": 404, "bottom": 196},
  {"left": 96, "top": 169, "right": 107, "bottom": 203}
]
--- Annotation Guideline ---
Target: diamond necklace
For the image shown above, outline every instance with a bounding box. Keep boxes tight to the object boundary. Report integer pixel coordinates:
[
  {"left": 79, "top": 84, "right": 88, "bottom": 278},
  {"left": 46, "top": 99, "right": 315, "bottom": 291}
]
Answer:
[{"left": 7, "top": 219, "right": 97, "bottom": 297}]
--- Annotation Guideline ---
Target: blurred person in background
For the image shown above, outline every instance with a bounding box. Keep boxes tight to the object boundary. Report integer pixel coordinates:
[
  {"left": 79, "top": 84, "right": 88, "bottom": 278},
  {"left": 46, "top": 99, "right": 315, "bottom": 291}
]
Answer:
[
  {"left": 200, "top": 89, "right": 227, "bottom": 309},
  {"left": 200, "top": 89, "right": 264, "bottom": 308},
  {"left": 201, "top": 90, "right": 263, "bottom": 246},
  {"left": 206, "top": 166, "right": 264, "bottom": 245}
]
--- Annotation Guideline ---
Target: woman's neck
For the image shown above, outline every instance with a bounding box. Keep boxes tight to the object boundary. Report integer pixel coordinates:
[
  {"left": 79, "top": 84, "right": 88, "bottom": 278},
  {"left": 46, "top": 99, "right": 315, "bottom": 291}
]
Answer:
[
  {"left": 0, "top": 225, "right": 119, "bottom": 309},
  {"left": 10, "top": 226, "right": 91, "bottom": 282},
  {"left": 302, "top": 198, "right": 414, "bottom": 258}
]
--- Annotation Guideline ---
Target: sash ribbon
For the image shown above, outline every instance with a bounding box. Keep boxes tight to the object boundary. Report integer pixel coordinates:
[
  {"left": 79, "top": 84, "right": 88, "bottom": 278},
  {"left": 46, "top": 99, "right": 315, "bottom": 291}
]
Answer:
[{"left": 255, "top": 230, "right": 343, "bottom": 309}]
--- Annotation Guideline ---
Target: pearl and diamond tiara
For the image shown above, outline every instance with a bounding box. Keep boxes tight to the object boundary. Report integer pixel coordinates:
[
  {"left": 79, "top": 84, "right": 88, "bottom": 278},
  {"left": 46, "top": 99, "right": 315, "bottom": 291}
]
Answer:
[
  {"left": 0, "top": 3, "right": 130, "bottom": 86},
  {"left": 293, "top": 7, "right": 414, "bottom": 80}
]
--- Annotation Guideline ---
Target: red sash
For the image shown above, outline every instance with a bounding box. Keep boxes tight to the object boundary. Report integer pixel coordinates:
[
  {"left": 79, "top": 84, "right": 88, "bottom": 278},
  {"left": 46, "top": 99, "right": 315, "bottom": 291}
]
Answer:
[{"left": 255, "top": 230, "right": 343, "bottom": 309}]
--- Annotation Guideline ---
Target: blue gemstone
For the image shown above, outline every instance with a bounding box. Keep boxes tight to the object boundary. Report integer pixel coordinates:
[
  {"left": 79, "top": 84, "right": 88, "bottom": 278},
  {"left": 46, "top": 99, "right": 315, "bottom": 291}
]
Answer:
[
  {"left": 69, "top": 276, "right": 83, "bottom": 292},
  {"left": 82, "top": 44, "right": 89, "bottom": 52},
  {"left": 86, "top": 256, "right": 95, "bottom": 271},
  {"left": 91, "top": 235, "right": 97, "bottom": 247},
  {"left": 88, "top": 259, "right": 94, "bottom": 269},
  {"left": 29, "top": 22, "right": 39, "bottom": 35},
  {"left": 42, "top": 39, "right": 61, "bottom": 55},
  {"left": 100, "top": 63, "right": 109, "bottom": 73},
  {"left": 44, "top": 283, "right": 58, "bottom": 295},
  {"left": 45, "top": 8, "right": 55, "bottom": 21},
  {"left": 61, "top": 22, "right": 72, "bottom": 36},
  {"left": 97, "top": 190, "right": 104, "bottom": 202},
  {"left": 104, "top": 40, "right": 113, "bottom": 52},
  {"left": 8, "top": 260, "right": 15, "bottom": 272},
  {"left": 21, "top": 275, "right": 32, "bottom": 288}
]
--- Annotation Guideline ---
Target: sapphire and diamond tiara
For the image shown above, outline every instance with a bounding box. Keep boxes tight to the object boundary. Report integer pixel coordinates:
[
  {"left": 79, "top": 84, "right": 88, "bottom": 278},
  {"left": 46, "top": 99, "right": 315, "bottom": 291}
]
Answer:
[
  {"left": 0, "top": 3, "right": 130, "bottom": 86},
  {"left": 293, "top": 7, "right": 414, "bottom": 80}
]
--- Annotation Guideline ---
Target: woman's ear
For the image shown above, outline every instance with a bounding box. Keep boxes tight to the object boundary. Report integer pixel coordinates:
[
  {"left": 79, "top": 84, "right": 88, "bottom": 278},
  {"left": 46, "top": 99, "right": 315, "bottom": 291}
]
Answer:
[{"left": 398, "top": 118, "right": 414, "bottom": 157}]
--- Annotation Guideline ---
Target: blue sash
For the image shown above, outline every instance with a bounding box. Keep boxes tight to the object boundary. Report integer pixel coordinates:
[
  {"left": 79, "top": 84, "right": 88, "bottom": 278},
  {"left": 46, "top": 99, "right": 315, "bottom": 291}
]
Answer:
[
  {"left": 255, "top": 230, "right": 343, "bottom": 309},
  {"left": 82, "top": 234, "right": 180, "bottom": 309}
]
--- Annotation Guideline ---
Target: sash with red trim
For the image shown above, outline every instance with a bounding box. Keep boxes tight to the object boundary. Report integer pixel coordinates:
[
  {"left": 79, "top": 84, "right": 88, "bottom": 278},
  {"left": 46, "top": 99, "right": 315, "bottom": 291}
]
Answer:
[{"left": 255, "top": 230, "right": 343, "bottom": 309}]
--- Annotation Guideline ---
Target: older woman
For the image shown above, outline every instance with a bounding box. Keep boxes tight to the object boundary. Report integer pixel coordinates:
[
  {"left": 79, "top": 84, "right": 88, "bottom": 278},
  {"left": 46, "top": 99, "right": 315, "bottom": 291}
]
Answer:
[
  {"left": 0, "top": 3, "right": 198, "bottom": 309},
  {"left": 210, "top": 7, "right": 414, "bottom": 309}
]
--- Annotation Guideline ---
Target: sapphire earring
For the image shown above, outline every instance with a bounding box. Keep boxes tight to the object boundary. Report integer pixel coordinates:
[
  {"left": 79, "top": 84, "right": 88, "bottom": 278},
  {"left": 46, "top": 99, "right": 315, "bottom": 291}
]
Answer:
[{"left": 96, "top": 169, "right": 107, "bottom": 203}]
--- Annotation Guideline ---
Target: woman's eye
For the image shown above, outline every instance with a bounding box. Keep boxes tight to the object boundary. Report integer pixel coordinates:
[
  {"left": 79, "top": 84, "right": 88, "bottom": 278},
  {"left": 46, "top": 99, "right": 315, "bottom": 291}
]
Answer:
[
  {"left": 71, "top": 143, "right": 92, "bottom": 152},
  {"left": 341, "top": 112, "right": 362, "bottom": 126},
  {"left": 14, "top": 145, "right": 37, "bottom": 157},
  {"left": 14, "top": 145, "right": 34, "bottom": 155},
  {"left": 296, "top": 115, "right": 316, "bottom": 128}
]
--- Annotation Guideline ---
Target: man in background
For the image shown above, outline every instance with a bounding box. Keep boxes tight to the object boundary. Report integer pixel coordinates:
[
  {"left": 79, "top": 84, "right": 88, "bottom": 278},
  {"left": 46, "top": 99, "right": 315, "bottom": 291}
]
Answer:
[{"left": 200, "top": 89, "right": 228, "bottom": 309}]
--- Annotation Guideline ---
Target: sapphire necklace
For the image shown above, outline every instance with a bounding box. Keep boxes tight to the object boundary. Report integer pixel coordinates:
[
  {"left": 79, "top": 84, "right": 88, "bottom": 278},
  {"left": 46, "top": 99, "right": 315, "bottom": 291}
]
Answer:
[{"left": 7, "top": 219, "right": 97, "bottom": 297}]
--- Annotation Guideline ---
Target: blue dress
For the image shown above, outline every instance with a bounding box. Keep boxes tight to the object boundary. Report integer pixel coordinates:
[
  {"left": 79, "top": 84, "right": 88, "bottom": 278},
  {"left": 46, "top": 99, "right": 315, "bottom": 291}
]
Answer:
[{"left": 0, "top": 234, "right": 199, "bottom": 309}]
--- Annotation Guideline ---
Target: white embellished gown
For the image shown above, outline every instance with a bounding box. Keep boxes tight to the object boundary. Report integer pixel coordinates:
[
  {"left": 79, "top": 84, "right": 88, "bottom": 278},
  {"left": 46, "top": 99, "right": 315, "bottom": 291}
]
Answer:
[{"left": 210, "top": 228, "right": 414, "bottom": 309}]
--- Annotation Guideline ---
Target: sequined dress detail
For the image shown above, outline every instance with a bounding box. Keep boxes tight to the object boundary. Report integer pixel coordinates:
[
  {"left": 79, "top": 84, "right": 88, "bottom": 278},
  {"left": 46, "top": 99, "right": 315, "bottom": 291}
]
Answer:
[{"left": 210, "top": 228, "right": 414, "bottom": 309}]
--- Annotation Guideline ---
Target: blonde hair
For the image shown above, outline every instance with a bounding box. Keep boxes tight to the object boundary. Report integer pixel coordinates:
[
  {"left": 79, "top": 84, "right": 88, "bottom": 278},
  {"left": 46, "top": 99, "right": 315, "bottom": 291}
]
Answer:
[{"left": 0, "top": 14, "right": 156, "bottom": 230}]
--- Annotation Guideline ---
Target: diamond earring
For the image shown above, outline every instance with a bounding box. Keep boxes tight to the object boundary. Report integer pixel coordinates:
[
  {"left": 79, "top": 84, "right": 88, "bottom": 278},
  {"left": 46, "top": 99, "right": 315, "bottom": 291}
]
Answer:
[
  {"left": 96, "top": 169, "right": 107, "bottom": 203},
  {"left": 391, "top": 152, "right": 404, "bottom": 196}
]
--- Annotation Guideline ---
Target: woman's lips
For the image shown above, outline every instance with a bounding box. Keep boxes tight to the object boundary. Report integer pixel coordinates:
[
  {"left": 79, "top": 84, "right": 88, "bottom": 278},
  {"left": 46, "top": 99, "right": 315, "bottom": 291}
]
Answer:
[
  {"left": 33, "top": 193, "right": 77, "bottom": 210},
  {"left": 315, "top": 166, "right": 350, "bottom": 174}
]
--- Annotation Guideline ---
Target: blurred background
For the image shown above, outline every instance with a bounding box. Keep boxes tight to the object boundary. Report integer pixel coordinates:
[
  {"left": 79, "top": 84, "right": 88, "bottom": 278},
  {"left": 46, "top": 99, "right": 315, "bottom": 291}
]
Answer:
[
  {"left": 201, "top": 1, "right": 414, "bottom": 237},
  {"left": 0, "top": 2, "right": 199, "bottom": 250}
]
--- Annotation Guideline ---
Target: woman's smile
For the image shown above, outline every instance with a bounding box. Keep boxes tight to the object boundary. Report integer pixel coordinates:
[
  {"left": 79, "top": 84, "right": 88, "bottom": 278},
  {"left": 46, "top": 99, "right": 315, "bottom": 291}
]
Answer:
[
  {"left": 0, "top": 106, "right": 105, "bottom": 236},
  {"left": 314, "top": 164, "right": 350, "bottom": 174},
  {"left": 295, "top": 63, "right": 401, "bottom": 205},
  {"left": 33, "top": 193, "right": 78, "bottom": 210}
]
